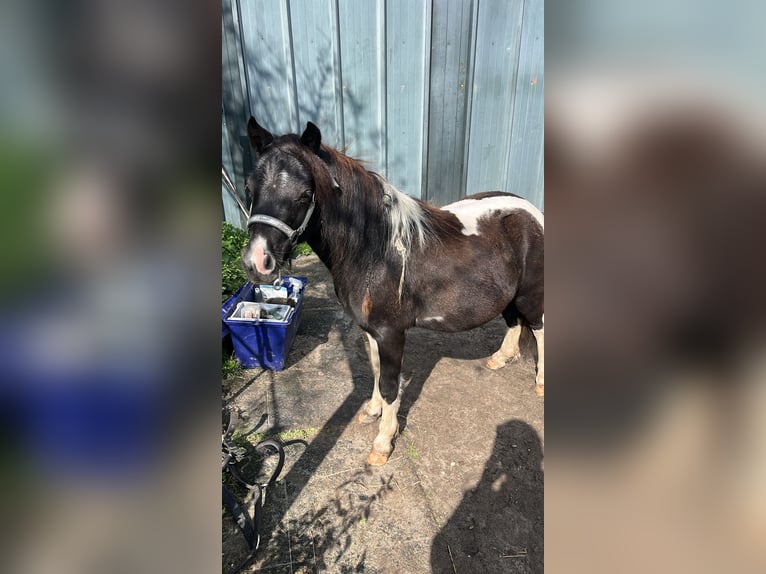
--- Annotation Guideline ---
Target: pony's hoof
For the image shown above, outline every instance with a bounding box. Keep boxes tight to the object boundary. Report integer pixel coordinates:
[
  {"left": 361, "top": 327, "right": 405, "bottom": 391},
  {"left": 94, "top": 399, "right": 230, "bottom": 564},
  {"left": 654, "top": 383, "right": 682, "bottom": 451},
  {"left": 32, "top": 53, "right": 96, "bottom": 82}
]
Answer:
[
  {"left": 485, "top": 357, "right": 506, "bottom": 370},
  {"left": 357, "top": 411, "right": 380, "bottom": 425},
  {"left": 486, "top": 353, "right": 520, "bottom": 370},
  {"left": 535, "top": 384, "right": 545, "bottom": 397},
  {"left": 367, "top": 450, "right": 390, "bottom": 466}
]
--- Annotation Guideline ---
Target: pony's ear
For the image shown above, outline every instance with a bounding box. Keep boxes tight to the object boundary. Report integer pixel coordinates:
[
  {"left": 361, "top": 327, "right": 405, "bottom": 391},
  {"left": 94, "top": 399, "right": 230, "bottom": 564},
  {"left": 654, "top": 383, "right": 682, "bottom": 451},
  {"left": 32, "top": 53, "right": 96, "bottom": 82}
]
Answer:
[
  {"left": 247, "top": 116, "right": 273, "bottom": 153},
  {"left": 300, "top": 121, "right": 322, "bottom": 154}
]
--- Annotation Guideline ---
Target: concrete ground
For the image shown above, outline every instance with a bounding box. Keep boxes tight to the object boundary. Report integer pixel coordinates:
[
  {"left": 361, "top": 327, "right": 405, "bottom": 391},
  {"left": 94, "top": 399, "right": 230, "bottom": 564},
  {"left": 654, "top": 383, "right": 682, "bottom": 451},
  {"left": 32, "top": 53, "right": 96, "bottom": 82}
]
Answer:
[{"left": 222, "top": 254, "right": 544, "bottom": 574}]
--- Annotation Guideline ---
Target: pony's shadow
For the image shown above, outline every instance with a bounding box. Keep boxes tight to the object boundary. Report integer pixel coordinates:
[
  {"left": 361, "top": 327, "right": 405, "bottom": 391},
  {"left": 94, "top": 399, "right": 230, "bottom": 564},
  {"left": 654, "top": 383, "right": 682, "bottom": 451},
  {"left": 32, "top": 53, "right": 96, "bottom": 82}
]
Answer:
[
  {"left": 430, "top": 419, "right": 544, "bottom": 573},
  {"left": 397, "top": 321, "right": 538, "bottom": 435}
]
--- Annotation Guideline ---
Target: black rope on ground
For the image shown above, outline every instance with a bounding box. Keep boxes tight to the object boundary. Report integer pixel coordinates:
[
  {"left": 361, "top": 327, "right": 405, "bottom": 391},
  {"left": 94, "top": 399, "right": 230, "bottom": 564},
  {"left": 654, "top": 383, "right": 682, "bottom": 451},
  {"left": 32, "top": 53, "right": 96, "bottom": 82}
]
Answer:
[{"left": 222, "top": 410, "right": 286, "bottom": 574}]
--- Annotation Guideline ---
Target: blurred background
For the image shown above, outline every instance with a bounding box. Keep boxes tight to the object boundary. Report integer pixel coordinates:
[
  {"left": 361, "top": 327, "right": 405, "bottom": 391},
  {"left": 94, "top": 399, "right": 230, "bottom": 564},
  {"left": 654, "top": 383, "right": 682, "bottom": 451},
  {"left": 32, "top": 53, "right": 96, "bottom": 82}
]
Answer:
[
  {"left": 0, "top": 1, "right": 220, "bottom": 573},
  {"left": 546, "top": 0, "right": 766, "bottom": 572}
]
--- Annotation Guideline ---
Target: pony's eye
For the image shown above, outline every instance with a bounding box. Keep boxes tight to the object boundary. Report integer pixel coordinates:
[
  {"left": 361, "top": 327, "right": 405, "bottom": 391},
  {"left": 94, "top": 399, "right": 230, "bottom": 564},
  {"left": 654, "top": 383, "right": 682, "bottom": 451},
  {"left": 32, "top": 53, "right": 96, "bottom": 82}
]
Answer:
[{"left": 296, "top": 190, "right": 312, "bottom": 203}]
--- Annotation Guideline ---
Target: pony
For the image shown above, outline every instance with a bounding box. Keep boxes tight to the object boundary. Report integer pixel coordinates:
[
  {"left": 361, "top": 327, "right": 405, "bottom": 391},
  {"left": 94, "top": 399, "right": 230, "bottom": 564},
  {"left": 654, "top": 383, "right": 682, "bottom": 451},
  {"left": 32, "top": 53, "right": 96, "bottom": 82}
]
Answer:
[{"left": 241, "top": 117, "right": 544, "bottom": 465}]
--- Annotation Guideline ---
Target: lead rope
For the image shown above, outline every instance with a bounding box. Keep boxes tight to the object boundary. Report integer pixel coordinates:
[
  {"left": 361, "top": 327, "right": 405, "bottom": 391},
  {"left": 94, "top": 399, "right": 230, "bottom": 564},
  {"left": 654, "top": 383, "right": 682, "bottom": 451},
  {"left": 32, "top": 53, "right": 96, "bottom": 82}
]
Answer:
[{"left": 222, "top": 408, "right": 286, "bottom": 574}]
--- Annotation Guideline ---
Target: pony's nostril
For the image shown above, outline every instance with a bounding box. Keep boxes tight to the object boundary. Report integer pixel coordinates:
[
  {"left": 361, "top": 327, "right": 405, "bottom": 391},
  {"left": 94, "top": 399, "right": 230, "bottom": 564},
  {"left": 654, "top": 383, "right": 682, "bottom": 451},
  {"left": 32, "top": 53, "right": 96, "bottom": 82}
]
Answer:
[{"left": 250, "top": 238, "right": 277, "bottom": 275}]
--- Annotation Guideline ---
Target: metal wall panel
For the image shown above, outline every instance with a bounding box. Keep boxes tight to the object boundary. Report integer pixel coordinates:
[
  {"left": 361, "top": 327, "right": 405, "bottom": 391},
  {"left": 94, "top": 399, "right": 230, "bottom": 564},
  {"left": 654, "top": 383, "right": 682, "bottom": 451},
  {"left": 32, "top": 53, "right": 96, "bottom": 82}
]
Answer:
[
  {"left": 337, "top": 0, "right": 386, "bottom": 167},
  {"left": 223, "top": 0, "right": 544, "bottom": 225},
  {"left": 423, "top": 0, "right": 475, "bottom": 205},
  {"left": 222, "top": 109, "right": 245, "bottom": 227},
  {"left": 222, "top": 0, "right": 249, "bottom": 196},
  {"left": 385, "top": 0, "right": 429, "bottom": 196},
  {"left": 465, "top": 0, "right": 525, "bottom": 196},
  {"left": 239, "top": 0, "right": 297, "bottom": 135},
  {"left": 289, "top": 0, "right": 343, "bottom": 146},
  {"left": 507, "top": 0, "right": 545, "bottom": 209}
]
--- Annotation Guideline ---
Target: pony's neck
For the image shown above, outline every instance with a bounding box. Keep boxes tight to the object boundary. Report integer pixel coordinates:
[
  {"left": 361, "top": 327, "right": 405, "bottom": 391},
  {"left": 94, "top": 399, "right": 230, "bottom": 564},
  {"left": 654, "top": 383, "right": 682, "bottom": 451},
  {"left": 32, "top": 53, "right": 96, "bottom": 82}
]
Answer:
[
  {"left": 303, "top": 219, "right": 334, "bottom": 270},
  {"left": 307, "top": 154, "right": 389, "bottom": 277}
]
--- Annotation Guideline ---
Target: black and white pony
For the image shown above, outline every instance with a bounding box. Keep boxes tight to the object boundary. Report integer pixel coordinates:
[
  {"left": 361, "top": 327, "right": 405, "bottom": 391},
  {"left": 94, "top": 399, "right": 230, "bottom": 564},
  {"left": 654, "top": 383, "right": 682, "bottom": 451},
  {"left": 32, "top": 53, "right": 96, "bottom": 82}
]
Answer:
[{"left": 242, "top": 117, "right": 544, "bottom": 465}]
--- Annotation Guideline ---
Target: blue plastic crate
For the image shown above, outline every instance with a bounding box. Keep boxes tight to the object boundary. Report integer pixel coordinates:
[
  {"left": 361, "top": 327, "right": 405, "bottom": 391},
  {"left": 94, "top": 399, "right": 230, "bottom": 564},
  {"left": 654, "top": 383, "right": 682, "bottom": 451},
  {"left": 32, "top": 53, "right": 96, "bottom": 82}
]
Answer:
[
  {"left": 222, "top": 277, "right": 308, "bottom": 370},
  {"left": 221, "top": 282, "right": 251, "bottom": 340}
]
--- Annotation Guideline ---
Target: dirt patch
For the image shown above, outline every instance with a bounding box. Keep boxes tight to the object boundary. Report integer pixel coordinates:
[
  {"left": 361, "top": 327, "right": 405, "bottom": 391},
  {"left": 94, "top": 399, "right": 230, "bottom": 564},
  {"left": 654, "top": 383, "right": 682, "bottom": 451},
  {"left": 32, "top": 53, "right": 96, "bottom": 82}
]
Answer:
[{"left": 223, "top": 255, "right": 543, "bottom": 573}]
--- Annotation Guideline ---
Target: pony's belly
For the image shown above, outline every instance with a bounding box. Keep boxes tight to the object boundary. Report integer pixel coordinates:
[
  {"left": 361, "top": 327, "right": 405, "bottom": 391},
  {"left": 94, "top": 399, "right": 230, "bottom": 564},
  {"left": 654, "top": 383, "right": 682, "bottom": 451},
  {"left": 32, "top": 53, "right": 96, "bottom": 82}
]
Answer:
[{"left": 415, "top": 307, "right": 502, "bottom": 332}]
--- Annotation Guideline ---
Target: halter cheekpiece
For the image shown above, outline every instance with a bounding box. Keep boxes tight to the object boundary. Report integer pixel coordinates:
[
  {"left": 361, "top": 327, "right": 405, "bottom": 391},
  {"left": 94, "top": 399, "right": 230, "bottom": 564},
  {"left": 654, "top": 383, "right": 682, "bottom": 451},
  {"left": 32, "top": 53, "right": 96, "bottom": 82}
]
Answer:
[
  {"left": 245, "top": 176, "right": 338, "bottom": 247},
  {"left": 246, "top": 196, "right": 316, "bottom": 247}
]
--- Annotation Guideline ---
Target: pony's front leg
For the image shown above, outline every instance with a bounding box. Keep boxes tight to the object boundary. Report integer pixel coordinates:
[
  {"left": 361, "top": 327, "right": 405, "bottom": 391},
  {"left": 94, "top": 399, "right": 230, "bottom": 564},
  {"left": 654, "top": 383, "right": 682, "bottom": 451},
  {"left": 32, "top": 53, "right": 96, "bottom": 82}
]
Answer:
[
  {"left": 358, "top": 333, "right": 383, "bottom": 424},
  {"left": 367, "top": 330, "right": 405, "bottom": 466}
]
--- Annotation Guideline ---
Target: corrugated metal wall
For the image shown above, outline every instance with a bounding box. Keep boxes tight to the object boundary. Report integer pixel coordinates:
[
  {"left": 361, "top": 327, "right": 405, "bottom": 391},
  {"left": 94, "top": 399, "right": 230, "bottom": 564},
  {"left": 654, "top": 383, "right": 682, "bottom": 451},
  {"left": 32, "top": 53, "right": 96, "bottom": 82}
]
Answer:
[{"left": 222, "top": 0, "right": 543, "bottom": 227}]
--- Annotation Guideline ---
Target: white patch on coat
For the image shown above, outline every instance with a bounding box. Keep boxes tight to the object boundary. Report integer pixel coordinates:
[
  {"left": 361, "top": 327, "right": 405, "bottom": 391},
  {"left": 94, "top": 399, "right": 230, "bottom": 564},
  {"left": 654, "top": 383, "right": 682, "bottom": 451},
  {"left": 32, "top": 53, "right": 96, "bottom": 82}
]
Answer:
[
  {"left": 443, "top": 196, "right": 544, "bottom": 236},
  {"left": 371, "top": 173, "right": 430, "bottom": 252},
  {"left": 366, "top": 333, "right": 382, "bottom": 416},
  {"left": 420, "top": 316, "right": 445, "bottom": 323},
  {"left": 532, "top": 325, "right": 544, "bottom": 388},
  {"left": 263, "top": 169, "right": 291, "bottom": 190},
  {"left": 371, "top": 173, "right": 431, "bottom": 300},
  {"left": 487, "top": 321, "right": 523, "bottom": 369},
  {"left": 372, "top": 396, "right": 400, "bottom": 456}
]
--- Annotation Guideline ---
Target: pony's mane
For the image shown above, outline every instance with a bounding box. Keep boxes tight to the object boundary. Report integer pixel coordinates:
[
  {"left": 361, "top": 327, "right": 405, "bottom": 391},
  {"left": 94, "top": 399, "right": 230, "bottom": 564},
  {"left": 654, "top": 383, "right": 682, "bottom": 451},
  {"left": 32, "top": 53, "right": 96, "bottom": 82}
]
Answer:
[
  {"left": 309, "top": 145, "right": 440, "bottom": 264},
  {"left": 369, "top": 171, "right": 430, "bottom": 253}
]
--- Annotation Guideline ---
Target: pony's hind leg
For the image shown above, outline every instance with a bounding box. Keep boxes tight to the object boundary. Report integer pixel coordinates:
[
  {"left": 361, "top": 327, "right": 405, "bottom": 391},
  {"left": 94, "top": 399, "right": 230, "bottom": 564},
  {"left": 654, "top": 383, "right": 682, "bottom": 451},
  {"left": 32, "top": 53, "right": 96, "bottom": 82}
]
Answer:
[
  {"left": 533, "top": 317, "right": 544, "bottom": 396},
  {"left": 486, "top": 305, "right": 522, "bottom": 370},
  {"left": 358, "top": 332, "right": 383, "bottom": 425},
  {"left": 513, "top": 296, "right": 544, "bottom": 397}
]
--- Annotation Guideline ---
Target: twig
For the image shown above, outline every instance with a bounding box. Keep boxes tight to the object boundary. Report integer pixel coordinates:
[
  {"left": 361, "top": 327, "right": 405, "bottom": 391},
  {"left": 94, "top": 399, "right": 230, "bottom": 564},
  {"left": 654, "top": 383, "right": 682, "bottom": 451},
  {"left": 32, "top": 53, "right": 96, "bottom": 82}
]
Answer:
[
  {"left": 317, "top": 466, "right": 365, "bottom": 479},
  {"left": 283, "top": 482, "right": 294, "bottom": 574},
  {"left": 501, "top": 550, "right": 528, "bottom": 558},
  {"left": 447, "top": 543, "right": 458, "bottom": 574},
  {"left": 311, "top": 527, "right": 318, "bottom": 570}
]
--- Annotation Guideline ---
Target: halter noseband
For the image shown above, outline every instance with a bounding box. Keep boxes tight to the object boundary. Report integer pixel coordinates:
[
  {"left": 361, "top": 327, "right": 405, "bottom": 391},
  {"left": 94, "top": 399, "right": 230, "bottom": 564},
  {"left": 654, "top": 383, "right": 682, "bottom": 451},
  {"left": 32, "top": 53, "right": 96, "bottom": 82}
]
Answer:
[{"left": 246, "top": 196, "right": 316, "bottom": 247}]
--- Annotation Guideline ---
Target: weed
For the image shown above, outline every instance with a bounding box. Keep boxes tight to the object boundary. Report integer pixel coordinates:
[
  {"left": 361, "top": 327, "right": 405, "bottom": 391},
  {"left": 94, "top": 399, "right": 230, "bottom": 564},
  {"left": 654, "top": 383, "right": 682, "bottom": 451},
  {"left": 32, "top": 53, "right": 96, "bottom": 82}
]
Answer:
[
  {"left": 222, "top": 352, "right": 243, "bottom": 379},
  {"left": 293, "top": 242, "right": 314, "bottom": 256},
  {"left": 241, "top": 427, "right": 319, "bottom": 445},
  {"left": 222, "top": 221, "right": 249, "bottom": 301}
]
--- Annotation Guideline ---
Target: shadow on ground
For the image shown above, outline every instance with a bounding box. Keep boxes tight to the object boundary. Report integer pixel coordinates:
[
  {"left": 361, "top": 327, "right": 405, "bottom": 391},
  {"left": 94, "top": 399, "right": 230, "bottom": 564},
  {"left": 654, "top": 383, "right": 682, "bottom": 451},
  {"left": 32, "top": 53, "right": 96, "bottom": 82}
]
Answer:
[{"left": 431, "top": 420, "right": 544, "bottom": 573}]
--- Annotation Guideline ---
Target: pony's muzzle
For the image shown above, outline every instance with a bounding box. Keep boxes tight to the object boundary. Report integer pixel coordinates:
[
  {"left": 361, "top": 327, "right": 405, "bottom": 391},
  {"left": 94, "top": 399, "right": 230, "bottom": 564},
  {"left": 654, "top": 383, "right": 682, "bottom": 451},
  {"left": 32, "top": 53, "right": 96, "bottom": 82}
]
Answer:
[
  {"left": 243, "top": 237, "right": 277, "bottom": 277},
  {"left": 252, "top": 243, "right": 275, "bottom": 275}
]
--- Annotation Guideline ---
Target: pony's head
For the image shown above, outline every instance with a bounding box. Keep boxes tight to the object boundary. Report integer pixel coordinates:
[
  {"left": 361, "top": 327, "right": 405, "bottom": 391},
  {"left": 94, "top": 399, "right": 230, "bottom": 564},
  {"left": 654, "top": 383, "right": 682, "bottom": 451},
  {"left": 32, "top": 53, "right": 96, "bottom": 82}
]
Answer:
[{"left": 241, "top": 116, "right": 325, "bottom": 281}]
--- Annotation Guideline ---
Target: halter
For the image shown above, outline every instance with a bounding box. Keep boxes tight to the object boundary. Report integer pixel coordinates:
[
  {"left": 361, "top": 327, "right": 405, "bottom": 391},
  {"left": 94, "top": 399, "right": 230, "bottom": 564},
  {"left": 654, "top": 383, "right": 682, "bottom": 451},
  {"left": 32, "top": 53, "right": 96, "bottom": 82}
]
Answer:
[
  {"left": 222, "top": 165, "right": 337, "bottom": 249},
  {"left": 246, "top": 196, "right": 316, "bottom": 248}
]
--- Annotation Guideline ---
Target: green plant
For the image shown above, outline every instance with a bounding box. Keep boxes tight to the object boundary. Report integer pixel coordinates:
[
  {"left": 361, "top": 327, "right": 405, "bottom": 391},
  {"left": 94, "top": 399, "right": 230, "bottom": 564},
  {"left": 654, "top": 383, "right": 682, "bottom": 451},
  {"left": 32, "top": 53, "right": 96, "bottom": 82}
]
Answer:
[
  {"left": 241, "top": 426, "right": 319, "bottom": 445},
  {"left": 222, "top": 352, "right": 243, "bottom": 379},
  {"left": 222, "top": 221, "right": 249, "bottom": 301},
  {"left": 0, "top": 140, "right": 52, "bottom": 300},
  {"left": 406, "top": 442, "right": 420, "bottom": 461},
  {"left": 293, "top": 241, "right": 314, "bottom": 256}
]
